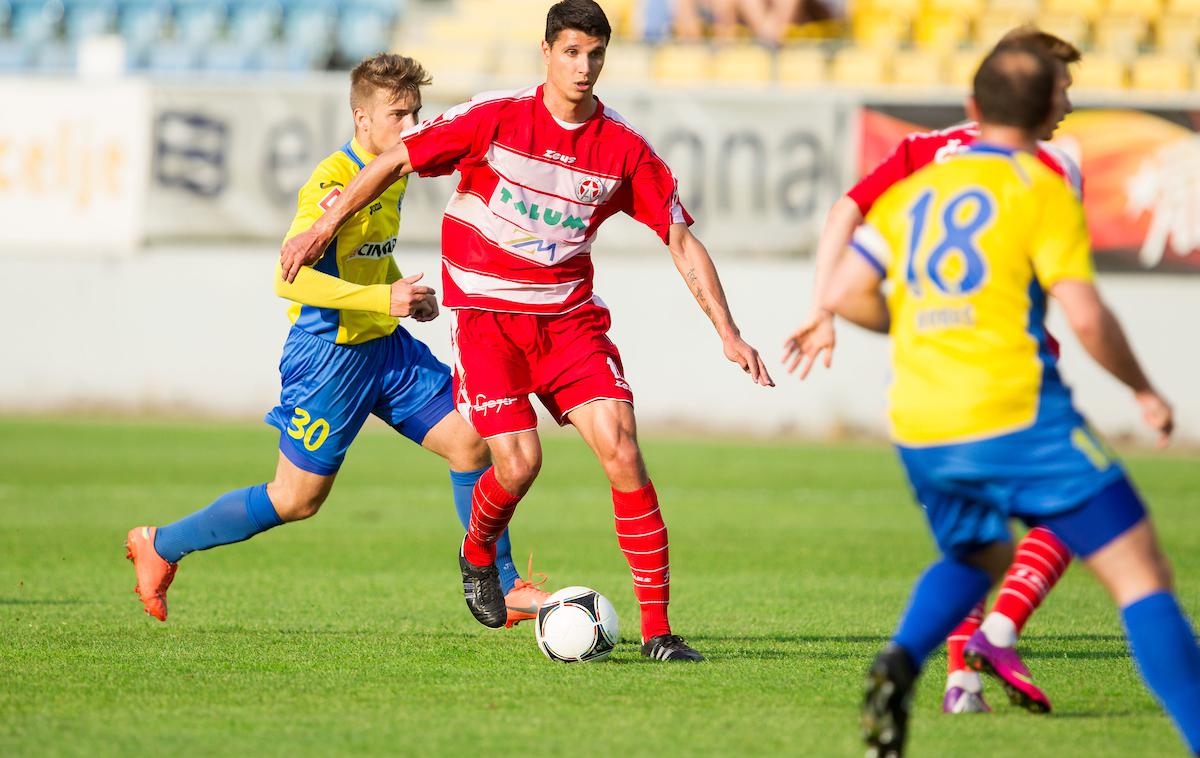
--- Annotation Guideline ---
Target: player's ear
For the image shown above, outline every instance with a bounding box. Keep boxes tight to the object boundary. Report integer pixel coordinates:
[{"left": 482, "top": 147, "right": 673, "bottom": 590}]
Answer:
[
  {"left": 964, "top": 96, "right": 981, "bottom": 124},
  {"left": 541, "top": 39, "right": 551, "bottom": 62}
]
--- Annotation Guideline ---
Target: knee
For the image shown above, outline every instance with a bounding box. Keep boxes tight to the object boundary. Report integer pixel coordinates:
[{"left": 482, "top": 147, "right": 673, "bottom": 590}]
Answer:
[
  {"left": 493, "top": 453, "right": 541, "bottom": 496},
  {"left": 266, "top": 481, "right": 328, "bottom": 523},
  {"left": 599, "top": 438, "right": 646, "bottom": 485},
  {"left": 451, "top": 436, "right": 490, "bottom": 473}
]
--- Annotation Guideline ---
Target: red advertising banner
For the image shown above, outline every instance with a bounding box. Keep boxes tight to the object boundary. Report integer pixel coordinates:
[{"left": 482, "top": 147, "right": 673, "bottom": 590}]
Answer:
[{"left": 859, "top": 105, "right": 1200, "bottom": 272}]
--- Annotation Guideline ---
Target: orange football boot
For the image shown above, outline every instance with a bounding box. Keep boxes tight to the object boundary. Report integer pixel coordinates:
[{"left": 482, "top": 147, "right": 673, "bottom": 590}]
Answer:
[
  {"left": 125, "top": 526, "right": 177, "bottom": 621},
  {"left": 504, "top": 554, "right": 551, "bottom": 628}
]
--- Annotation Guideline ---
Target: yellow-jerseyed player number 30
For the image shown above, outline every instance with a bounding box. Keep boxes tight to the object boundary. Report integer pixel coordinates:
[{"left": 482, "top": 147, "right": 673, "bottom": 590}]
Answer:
[{"left": 287, "top": 407, "right": 330, "bottom": 451}]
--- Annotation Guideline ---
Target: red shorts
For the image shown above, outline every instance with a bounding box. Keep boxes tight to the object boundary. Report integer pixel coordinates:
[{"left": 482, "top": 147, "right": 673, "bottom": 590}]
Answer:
[{"left": 450, "top": 302, "right": 634, "bottom": 438}]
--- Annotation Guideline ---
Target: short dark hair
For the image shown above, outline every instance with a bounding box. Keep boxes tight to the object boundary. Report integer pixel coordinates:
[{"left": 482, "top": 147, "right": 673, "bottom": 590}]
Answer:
[
  {"left": 997, "top": 25, "right": 1082, "bottom": 66},
  {"left": 972, "top": 44, "right": 1057, "bottom": 132},
  {"left": 545, "top": 0, "right": 611, "bottom": 45}
]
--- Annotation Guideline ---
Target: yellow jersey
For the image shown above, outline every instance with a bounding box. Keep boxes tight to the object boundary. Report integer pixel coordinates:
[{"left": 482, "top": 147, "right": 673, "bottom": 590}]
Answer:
[
  {"left": 278, "top": 138, "right": 408, "bottom": 345},
  {"left": 852, "top": 143, "right": 1094, "bottom": 447}
]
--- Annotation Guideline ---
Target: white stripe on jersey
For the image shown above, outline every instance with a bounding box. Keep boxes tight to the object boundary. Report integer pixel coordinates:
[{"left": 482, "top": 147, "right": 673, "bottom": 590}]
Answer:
[
  {"left": 444, "top": 191, "right": 595, "bottom": 267},
  {"left": 402, "top": 85, "right": 537, "bottom": 140},
  {"left": 444, "top": 259, "right": 586, "bottom": 306},
  {"left": 487, "top": 142, "right": 623, "bottom": 207}
]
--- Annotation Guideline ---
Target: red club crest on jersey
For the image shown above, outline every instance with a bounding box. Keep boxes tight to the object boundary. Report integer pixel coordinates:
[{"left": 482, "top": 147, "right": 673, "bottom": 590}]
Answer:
[
  {"left": 575, "top": 177, "right": 603, "bottom": 202},
  {"left": 319, "top": 187, "right": 342, "bottom": 211}
]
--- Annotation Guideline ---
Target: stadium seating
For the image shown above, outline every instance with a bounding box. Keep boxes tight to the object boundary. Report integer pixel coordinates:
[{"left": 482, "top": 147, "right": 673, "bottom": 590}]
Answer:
[
  {"left": 1131, "top": 54, "right": 1190, "bottom": 91},
  {"left": 776, "top": 46, "right": 826, "bottom": 86},
  {"left": 651, "top": 43, "right": 714, "bottom": 85},
  {"left": 711, "top": 44, "right": 772, "bottom": 86},
  {"left": 1071, "top": 53, "right": 1127, "bottom": 90}
]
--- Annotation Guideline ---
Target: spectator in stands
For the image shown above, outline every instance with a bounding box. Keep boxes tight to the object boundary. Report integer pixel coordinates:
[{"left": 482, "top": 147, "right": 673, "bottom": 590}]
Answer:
[{"left": 645, "top": 0, "right": 837, "bottom": 45}]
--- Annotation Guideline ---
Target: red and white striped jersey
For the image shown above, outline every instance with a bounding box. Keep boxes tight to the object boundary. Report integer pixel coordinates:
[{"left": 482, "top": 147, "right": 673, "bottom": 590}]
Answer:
[
  {"left": 402, "top": 84, "right": 693, "bottom": 314},
  {"left": 847, "top": 122, "right": 1083, "bottom": 216}
]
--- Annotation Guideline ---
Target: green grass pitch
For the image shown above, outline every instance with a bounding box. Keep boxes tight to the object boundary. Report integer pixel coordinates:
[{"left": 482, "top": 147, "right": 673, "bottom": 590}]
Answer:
[{"left": 2, "top": 417, "right": 1198, "bottom": 756}]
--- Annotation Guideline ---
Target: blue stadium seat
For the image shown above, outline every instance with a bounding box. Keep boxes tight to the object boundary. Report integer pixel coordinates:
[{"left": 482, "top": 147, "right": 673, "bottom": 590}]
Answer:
[
  {"left": 147, "top": 39, "right": 200, "bottom": 71},
  {"left": 174, "top": 0, "right": 227, "bottom": 51},
  {"left": 227, "top": 0, "right": 281, "bottom": 49},
  {"left": 282, "top": 0, "right": 334, "bottom": 66},
  {"left": 63, "top": 0, "right": 116, "bottom": 42},
  {"left": 335, "top": 3, "right": 393, "bottom": 65},
  {"left": 10, "top": 0, "right": 64, "bottom": 49},
  {"left": 117, "top": 0, "right": 167, "bottom": 68}
]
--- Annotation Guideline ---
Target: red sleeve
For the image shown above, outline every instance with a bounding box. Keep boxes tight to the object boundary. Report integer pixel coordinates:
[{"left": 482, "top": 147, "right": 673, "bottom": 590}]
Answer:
[
  {"left": 623, "top": 149, "right": 694, "bottom": 244},
  {"left": 401, "top": 99, "right": 495, "bottom": 178},
  {"left": 845, "top": 135, "right": 913, "bottom": 215}
]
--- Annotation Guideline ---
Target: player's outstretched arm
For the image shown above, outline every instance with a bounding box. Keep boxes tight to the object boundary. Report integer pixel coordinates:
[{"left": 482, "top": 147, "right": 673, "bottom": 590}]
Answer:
[
  {"left": 275, "top": 263, "right": 436, "bottom": 319},
  {"left": 783, "top": 195, "right": 865, "bottom": 379},
  {"left": 822, "top": 248, "right": 889, "bottom": 334},
  {"left": 667, "top": 223, "right": 774, "bottom": 387},
  {"left": 1051, "top": 280, "right": 1173, "bottom": 446},
  {"left": 280, "top": 141, "right": 416, "bottom": 283}
]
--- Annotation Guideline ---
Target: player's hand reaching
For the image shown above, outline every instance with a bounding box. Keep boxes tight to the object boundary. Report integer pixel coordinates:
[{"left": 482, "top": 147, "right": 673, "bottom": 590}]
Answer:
[
  {"left": 1135, "top": 389, "right": 1174, "bottom": 448},
  {"left": 280, "top": 226, "right": 333, "bottom": 283},
  {"left": 782, "top": 309, "right": 836, "bottom": 380},
  {"left": 723, "top": 334, "right": 774, "bottom": 387},
  {"left": 390, "top": 273, "right": 437, "bottom": 318}
]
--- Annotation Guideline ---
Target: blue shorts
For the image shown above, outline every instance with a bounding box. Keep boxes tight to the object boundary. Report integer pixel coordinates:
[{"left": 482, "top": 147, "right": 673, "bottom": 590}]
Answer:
[
  {"left": 898, "top": 418, "right": 1132, "bottom": 558},
  {"left": 264, "top": 325, "right": 454, "bottom": 475}
]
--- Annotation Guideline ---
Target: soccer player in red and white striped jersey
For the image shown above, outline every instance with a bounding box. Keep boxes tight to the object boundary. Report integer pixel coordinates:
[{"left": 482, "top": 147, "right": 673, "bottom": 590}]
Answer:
[
  {"left": 785, "top": 28, "right": 1084, "bottom": 713},
  {"left": 281, "top": 0, "right": 773, "bottom": 662}
]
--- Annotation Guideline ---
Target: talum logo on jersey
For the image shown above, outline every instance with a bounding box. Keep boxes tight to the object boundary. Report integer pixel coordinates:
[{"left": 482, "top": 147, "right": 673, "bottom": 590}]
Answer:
[
  {"left": 575, "top": 177, "right": 603, "bottom": 203},
  {"left": 497, "top": 186, "right": 587, "bottom": 230}
]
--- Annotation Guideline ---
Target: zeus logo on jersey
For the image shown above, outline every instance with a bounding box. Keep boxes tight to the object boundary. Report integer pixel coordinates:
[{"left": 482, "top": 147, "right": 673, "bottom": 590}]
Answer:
[
  {"left": 543, "top": 149, "right": 576, "bottom": 165},
  {"left": 348, "top": 237, "right": 397, "bottom": 260},
  {"left": 495, "top": 185, "right": 587, "bottom": 231}
]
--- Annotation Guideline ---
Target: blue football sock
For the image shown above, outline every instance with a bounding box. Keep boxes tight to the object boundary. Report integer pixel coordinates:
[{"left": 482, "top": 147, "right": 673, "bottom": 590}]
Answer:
[
  {"left": 153, "top": 484, "right": 282, "bottom": 563},
  {"left": 450, "top": 467, "right": 519, "bottom": 593},
  {"left": 1122, "top": 591, "right": 1200, "bottom": 753},
  {"left": 892, "top": 557, "right": 992, "bottom": 668}
]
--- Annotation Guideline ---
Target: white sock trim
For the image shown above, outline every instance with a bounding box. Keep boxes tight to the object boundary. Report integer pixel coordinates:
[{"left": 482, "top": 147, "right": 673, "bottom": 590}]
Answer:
[{"left": 980, "top": 612, "right": 1019, "bottom": 648}]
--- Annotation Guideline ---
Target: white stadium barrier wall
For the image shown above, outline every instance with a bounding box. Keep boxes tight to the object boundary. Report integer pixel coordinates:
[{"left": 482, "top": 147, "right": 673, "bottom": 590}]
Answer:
[{"left": 1, "top": 79, "right": 1196, "bottom": 445}]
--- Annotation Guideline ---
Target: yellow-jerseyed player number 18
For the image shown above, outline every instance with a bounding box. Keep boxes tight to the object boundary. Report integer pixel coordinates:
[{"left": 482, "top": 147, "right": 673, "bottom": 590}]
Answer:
[
  {"left": 287, "top": 407, "right": 330, "bottom": 451},
  {"left": 906, "top": 188, "right": 994, "bottom": 298}
]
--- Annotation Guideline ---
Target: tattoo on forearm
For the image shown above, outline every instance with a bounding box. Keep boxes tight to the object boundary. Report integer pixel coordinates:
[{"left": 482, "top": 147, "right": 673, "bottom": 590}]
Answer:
[{"left": 685, "top": 268, "right": 715, "bottom": 322}]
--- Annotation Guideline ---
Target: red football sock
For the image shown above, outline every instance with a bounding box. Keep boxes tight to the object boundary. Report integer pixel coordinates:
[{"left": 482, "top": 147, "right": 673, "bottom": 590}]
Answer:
[
  {"left": 463, "top": 467, "right": 521, "bottom": 567},
  {"left": 947, "top": 601, "right": 985, "bottom": 674},
  {"left": 612, "top": 481, "right": 671, "bottom": 642},
  {"left": 991, "top": 526, "right": 1073, "bottom": 633}
]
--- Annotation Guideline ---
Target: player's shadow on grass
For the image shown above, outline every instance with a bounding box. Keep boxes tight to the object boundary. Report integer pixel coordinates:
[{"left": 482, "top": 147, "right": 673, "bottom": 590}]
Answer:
[{"left": 683, "top": 633, "right": 885, "bottom": 661}]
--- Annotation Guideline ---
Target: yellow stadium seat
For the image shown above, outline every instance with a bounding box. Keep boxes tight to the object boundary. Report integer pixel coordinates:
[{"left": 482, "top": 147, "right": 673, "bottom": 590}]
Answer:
[
  {"left": 1045, "top": 0, "right": 1104, "bottom": 18},
  {"left": 945, "top": 48, "right": 988, "bottom": 88},
  {"left": 1166, "top": 0, "right": 1200, "bottom": 13},
  {"left": 711, "top": 44, "right": 773, "bottom": 85},
  {"left": 1106, "top": 0, "right": 1163, "bottom": 20},
  {"left": 891, "top": 49, "right": 947, "bottom": 86},
  {"left": 852, "top": 11, "right": 910, "bottom": 49},
  {"left": 855, "top": 0, "right": 922, "bottom": 16},
  {"left": 1156, "top": 14, "right": 1200, "bottom": 56},
  {"left": 988, "top": 0, "right": 1040, "bottom": 13},
  {"left": 652, "top": 44, "right": 714, "bottom": 85},
  {"left": 599, "top": 43, "right": 652, "bottom": 84},
  {"left": 492, "top": 43, "right": 543, "bottom": 83},
  {"left": 1071, "top": 55, "right": 1128, "bottom": 90},
  {"left": 1036, "top": 13, "right": 1090, "bottom": 49},
  {"left": 777, "top": 46, "right": 827, "bottom": 85},
  {"left": 1131, "top": 55, "right": 1190, "bottom": 90},
  {"left": 926, "top": 0, "right": 986, "bottom": 16},
  {"left": 913, "top": 12, "right": 970, "bottom": 51},
  {"left": 1094, "top": 16, "right": 1147, "bottom": 58},
  {"left": 830, "top": 46, "right": 890, "bottom": 86},
  {"left": 974, "top": 11, "right": 1036, "bottom": 49}
]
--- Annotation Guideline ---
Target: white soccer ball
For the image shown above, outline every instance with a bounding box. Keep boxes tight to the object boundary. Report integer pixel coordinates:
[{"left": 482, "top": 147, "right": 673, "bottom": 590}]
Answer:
[{"left": 534, "top": 586, "right": 619, "bottom": 663}]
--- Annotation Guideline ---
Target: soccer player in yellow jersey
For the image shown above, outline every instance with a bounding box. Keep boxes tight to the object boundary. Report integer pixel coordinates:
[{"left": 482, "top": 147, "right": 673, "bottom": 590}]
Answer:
[
  {"left": 823, "top": 45, "right": 1200, "bottom": 757},
  {"left": 124, "top": 55, "right": 551, "bottom": 626}
]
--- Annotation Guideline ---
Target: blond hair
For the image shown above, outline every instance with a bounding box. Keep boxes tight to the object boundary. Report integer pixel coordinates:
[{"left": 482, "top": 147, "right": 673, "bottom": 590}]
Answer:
[{"left": 350, "top": 53, "right": 432, "bottom": 109}]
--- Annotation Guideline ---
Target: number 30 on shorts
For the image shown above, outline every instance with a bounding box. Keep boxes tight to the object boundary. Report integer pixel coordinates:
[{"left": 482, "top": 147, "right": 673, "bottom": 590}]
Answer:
[{"left": 287, "top": 407, "right": 330, "bottom": 451}]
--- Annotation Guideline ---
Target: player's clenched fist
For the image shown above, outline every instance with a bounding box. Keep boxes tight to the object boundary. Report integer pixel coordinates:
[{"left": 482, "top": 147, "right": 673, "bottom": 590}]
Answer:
[{"left": 390, "top": 272, "right": 437, "bottom": 318}]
